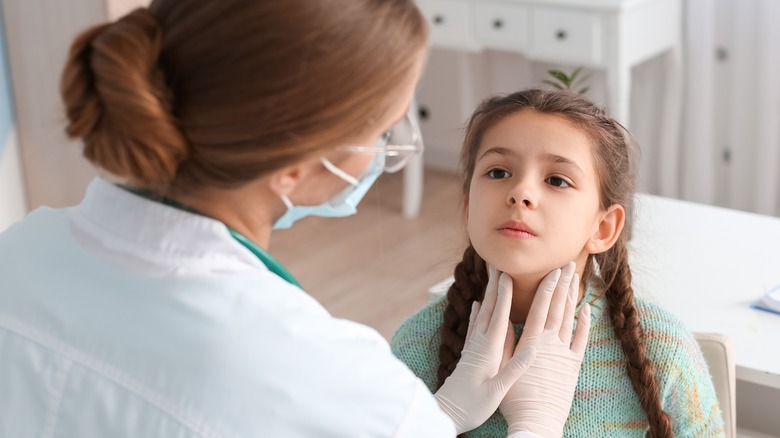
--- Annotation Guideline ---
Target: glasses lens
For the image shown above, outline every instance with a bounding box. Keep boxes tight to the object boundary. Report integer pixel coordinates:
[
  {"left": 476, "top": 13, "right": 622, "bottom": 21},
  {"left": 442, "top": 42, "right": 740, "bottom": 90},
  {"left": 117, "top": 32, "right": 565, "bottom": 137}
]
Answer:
[{"left": 382, "top": 112, "right": 423, "bottom": 173}]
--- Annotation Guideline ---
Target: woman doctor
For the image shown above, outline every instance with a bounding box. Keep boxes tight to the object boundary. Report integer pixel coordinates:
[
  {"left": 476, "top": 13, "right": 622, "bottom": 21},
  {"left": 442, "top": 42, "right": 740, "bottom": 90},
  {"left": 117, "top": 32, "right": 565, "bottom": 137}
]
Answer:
[{"left": 0, "top": 1, "right": 590, "bottom": 437}]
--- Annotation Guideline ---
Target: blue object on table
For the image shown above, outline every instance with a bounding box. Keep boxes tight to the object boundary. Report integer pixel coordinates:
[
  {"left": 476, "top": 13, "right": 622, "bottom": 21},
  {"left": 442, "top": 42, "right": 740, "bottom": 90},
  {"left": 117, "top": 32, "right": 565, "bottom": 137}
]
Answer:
[{"left": 752, "top": 283, "right": 780, "bottom": 316}]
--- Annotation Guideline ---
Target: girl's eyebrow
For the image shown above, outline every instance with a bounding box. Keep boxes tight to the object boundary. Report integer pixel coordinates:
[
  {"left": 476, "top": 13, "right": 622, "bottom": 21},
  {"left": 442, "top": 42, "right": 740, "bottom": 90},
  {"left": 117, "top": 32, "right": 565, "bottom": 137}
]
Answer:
[
  {"left": 477, "top": 146, "right": 516, "bottom": 161},
  {"left": 542, "top": 152, "right": 585, "bottom": 176}
]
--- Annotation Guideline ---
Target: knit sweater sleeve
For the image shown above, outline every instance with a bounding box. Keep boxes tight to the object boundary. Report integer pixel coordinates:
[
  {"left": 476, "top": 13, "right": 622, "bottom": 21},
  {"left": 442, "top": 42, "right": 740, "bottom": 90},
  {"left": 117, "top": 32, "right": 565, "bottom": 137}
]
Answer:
[
  {"left": 637, "top": 299, "right": 726, "bottom": 437},
  {"left": 390, "top": 296, "right": 448, "bottom": 394}
]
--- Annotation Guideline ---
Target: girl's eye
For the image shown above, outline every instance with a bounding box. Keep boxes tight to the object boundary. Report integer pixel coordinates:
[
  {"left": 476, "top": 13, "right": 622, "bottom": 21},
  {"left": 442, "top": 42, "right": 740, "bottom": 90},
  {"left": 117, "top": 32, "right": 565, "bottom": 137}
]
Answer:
[
  {"left": 486, "top": 168, "right": 511, "bottom": 179},
  {"left": 546, "top": 176, "right": 571, "bottom": 188}
]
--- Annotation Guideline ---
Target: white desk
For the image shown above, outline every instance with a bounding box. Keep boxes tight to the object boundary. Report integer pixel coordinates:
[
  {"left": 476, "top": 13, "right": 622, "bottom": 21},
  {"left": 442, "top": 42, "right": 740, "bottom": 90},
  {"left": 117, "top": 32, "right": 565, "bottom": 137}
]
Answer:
[{"left": 630, "top": 194, "right": 780, "bottom": 390}]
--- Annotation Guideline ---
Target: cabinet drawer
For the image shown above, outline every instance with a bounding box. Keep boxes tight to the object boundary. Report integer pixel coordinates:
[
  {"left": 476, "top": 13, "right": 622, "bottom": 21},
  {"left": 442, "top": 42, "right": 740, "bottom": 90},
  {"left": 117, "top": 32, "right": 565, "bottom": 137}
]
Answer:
[
  {"left": 416, "top": 0, "right": 479, "bottom": 51},
  {"left": 530, "top": 7, "right": 602, "bottom": 65},
  {"left": 474, "top": 1, "right": 528, "bottom": 53}
]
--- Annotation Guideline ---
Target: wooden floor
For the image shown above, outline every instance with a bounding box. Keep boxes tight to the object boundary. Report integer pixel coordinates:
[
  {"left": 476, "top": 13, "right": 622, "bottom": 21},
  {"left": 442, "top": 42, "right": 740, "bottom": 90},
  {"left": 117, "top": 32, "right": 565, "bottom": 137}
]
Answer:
[{"left": 270, "top": 168, "right": 466, "bottom": 339}]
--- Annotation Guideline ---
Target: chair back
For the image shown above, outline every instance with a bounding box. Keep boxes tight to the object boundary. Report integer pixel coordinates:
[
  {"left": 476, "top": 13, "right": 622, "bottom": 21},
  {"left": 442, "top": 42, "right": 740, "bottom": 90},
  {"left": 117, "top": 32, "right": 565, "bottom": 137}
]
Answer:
[{"left": 694, "top": 332, "right": 736, "bottom": 438}]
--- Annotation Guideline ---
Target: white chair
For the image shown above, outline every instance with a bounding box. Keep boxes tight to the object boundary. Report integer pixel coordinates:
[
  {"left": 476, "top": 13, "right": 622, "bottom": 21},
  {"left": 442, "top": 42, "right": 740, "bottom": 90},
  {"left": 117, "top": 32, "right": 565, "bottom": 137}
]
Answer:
[
  {"left": 426, "top": 280, "right": 736, "bottom": 437},
  {"left": 694, "top": 332, "right": 736, "bottom": 438}
]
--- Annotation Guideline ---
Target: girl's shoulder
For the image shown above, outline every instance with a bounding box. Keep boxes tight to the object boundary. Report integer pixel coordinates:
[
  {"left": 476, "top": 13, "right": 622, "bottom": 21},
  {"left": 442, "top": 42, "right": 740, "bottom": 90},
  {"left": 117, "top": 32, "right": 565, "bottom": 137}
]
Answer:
[
  {"left": 392, "top": 295, "right": 448, "bottom": 345},
  {"left": 390, "top": 296, "right": 448, "bottom": 392},
  {"left": 632, "top": 295, "right": 697, "bottom": 342},
  {"left": 632, "top": 299, "right": 726, "bottom": 435},
  {"left": 632, "top": 295, "right": 712, "bottom": 380}
]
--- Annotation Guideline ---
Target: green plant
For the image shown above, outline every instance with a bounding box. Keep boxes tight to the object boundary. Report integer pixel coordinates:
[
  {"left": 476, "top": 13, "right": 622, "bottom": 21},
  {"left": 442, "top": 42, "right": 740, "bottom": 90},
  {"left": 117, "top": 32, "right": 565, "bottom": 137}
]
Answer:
[{"left": 542, "top": 66, "right": 590, "bottom": 94}]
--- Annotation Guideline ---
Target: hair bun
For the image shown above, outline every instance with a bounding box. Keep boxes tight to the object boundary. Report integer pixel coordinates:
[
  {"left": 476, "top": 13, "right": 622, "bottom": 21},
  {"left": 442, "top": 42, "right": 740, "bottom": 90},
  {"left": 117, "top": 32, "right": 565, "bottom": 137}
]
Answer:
[{"left": 61, "top": 8, "right": 187, "bottom": 188}]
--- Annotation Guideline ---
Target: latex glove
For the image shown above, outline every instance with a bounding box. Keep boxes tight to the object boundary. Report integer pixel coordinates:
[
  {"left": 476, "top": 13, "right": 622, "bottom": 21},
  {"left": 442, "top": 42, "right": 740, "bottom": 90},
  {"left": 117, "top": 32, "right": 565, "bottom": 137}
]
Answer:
[
  {"left": 499, "top": 261, "right": 591, "bottom": 438},
  {"left": 434, "top": 265, "right": 537, "bottom": 434}
]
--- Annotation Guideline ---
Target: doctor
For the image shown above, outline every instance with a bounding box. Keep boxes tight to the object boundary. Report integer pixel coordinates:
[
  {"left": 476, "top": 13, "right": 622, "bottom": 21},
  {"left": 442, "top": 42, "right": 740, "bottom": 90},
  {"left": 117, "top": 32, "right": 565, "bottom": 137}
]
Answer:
[{"left": 0, "top": 1, "right": 590, "bottom": 437}]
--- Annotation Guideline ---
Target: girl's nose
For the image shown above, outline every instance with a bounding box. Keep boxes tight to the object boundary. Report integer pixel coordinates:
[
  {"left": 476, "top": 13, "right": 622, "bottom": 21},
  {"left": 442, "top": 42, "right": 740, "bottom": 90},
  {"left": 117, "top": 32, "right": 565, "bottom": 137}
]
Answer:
[{"left": 507, "top": 181, "right": 535, "bottom": 208}]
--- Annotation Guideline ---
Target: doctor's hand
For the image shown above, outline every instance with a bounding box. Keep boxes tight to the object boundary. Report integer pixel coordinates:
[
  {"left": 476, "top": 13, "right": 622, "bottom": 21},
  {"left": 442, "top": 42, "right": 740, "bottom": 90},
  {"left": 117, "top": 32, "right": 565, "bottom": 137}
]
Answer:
[
  {"left": 499, "top": 262, "right": 591, "bottom": 438},
  {"left": 434, "top": 265, "right": 536, "bottom": 434}
]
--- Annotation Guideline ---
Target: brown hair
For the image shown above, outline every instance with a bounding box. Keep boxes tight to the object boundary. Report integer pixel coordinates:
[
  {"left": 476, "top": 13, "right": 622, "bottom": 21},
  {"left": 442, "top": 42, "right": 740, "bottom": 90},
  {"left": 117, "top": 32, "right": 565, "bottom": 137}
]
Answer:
[
  {"left": 438, "top": 89, "right": 673, "bottom": 437},
  {"left": 61, "top": 0, "right": 427, "bottom": 192}
]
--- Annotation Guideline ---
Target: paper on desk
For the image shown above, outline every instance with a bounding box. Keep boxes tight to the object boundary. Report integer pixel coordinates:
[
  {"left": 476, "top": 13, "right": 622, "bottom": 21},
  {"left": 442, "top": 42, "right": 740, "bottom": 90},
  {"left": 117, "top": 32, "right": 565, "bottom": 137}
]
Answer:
[{"left": 752, "top": 283, "right": 780, "bottom": 316}]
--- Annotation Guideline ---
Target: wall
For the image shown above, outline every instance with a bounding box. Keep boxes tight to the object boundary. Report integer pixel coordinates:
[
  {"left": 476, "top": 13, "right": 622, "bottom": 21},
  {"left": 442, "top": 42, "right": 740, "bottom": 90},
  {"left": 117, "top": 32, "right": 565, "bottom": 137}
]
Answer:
[
  {"left": 0, "top": 0, "right": 151, "bottom": 211},
  {"left": 0, "top": 3, "right": 27, "bottom": 232},
  {"left": 1, "top": 0, "right": 110, "bottom": 210}
]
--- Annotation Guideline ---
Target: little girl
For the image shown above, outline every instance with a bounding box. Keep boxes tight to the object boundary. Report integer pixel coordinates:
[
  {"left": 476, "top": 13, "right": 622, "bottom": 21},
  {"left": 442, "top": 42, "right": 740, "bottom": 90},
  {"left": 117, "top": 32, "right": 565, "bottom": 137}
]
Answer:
[{"left": 391, "top": 89, "right": 724, "bottom": 437}]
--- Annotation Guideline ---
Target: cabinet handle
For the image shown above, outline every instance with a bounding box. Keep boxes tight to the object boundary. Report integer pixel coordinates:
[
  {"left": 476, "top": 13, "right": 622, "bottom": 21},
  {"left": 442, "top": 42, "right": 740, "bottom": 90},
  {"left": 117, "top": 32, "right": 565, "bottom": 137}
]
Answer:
[
  {"left": 418, "top": 106, "right": 430, "bottom": 122},
  {"left": 556, "top": 29, "right": 567, "bottom": 40},
  {"left": 493, "top": 19, "right": 503, "bottom": 29},
  {"left": 433, "top": 14, "right": 445, "bottom": 25}
]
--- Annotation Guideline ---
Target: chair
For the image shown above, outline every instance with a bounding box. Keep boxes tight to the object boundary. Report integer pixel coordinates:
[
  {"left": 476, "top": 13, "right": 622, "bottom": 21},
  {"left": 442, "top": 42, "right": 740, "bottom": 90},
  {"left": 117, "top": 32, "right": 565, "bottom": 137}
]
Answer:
[{"left": 694, "top": 332, "right": 736, "bottom": 438}]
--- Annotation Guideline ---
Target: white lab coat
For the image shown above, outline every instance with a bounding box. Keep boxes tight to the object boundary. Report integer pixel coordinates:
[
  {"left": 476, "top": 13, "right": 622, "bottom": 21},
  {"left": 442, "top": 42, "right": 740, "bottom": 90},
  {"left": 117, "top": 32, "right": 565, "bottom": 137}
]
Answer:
[{"left": 0, "top": 177, "right": 456, "bottom": 437}]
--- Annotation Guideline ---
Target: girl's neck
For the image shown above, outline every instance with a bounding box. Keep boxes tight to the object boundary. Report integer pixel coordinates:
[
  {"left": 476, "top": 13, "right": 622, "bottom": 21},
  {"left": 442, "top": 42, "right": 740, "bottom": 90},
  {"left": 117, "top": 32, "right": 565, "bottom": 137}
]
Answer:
[{"left": 508, "top": 273, "right": 587, "bottom": 324}]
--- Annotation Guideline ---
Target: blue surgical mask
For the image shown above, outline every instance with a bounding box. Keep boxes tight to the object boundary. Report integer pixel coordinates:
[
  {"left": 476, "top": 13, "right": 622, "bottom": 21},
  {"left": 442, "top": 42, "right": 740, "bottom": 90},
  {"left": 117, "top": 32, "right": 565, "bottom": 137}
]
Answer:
[{"left": 272, "top": 153, "right": 385, "bottom": 230}]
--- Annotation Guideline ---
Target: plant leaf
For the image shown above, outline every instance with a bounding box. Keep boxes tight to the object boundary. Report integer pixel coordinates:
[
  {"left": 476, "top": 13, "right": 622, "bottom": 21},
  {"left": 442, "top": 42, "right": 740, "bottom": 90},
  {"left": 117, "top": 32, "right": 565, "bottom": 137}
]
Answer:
[
  {"left": 547, "top": 70, "right": 570, "bottom": 85},
  {"left": 569, "top": 66, "right": 583, "bottom": 82},
  {"left": 542, "top": 79, "right": 565, "bottom": 90}
]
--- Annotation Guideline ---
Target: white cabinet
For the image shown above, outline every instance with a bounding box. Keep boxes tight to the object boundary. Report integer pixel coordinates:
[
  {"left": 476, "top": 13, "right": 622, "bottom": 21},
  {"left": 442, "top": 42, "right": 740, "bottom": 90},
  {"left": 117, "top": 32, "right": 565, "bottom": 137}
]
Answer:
[
  {"left": 530, "top": 7, "right": 602, "bottom": 65},
  {"left": 416, "top": 0, "right": 479, "bottom": 51},
  {"left": 473, "top": 2, "right": 528, "bottom": 53}
]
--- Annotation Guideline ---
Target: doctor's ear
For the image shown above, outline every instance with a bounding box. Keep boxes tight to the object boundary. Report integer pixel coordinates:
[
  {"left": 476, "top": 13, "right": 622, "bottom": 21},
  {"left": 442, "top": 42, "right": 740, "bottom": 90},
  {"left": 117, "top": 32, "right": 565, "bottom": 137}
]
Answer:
[
  {"left": 585, "top": 204, "right": 625, "bottom": 254},
  {"left": 268, "top": 160, "right": 314, "bottom": 197}
]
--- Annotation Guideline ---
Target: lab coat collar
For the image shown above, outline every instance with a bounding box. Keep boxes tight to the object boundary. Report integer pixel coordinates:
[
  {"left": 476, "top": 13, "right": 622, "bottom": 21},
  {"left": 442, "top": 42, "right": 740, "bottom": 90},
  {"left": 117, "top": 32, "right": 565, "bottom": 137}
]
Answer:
[{"left": 71, "top": 177, "right": 266, "bottom": 273}]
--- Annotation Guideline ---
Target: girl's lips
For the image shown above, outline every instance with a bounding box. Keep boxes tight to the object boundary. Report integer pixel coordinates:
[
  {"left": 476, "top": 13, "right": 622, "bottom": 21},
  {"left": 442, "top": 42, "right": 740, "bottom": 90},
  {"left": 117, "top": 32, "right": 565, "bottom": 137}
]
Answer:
[
  {"left": 498, "top": 220, "right": 537, "bottom": 236},
  {"left": 498, "top": 228, "right": 536, "bottom": 239}
]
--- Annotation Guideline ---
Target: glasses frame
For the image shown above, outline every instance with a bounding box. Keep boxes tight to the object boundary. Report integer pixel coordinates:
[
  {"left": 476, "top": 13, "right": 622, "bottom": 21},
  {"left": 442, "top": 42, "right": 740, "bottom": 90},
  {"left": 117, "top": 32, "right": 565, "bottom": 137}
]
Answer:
[{"left": 340, "top": 111, "right": 424, "bottom": 173}]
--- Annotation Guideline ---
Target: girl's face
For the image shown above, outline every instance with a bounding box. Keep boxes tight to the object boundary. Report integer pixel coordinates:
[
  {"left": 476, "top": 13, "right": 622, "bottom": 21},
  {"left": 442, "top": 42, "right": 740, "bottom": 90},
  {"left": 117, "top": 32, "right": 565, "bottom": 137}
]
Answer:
[{"left": 466, "top": 109, "right": 607, "bottom": 283}]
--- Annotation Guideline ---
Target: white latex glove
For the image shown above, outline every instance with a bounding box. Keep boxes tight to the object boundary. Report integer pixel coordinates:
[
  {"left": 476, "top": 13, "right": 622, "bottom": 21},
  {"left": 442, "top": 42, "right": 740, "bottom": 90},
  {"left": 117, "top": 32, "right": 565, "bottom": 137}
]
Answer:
[
  {"left": 499, "top": 262, "right": 591, "bottom": 438},
  {"left": 434, "top": 265, "right": 537, "bottom": 434}
]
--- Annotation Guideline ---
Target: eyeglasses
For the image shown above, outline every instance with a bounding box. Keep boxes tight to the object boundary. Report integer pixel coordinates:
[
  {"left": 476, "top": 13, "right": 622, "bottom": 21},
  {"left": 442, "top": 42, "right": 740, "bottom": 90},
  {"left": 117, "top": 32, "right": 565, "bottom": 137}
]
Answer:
[{"left": 341, "top": 110, "right": 424, "bottom": 173}]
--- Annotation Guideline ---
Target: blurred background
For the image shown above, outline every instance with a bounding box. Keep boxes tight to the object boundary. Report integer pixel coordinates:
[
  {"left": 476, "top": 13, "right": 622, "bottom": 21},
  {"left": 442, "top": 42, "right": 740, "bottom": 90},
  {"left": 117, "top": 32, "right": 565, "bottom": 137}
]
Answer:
[{"left": 0, "top": 1, "right": 778, "bottom": 435}]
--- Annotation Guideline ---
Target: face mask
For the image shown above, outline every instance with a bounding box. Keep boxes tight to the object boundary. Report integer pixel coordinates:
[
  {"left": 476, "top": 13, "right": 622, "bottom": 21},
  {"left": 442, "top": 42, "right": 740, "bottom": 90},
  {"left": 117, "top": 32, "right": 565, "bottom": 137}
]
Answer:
[{"left": 272, "top": 153, "right": 385, "bottom": 230}]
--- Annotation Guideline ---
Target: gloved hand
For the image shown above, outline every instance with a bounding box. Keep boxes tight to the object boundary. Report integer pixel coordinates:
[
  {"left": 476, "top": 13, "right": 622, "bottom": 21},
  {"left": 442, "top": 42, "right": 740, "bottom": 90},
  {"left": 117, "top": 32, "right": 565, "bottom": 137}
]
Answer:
[
  {"left": 434, "top": 264, "right": 537, "bottom": 434},
  {"left": 499, "top": 261, "right": 591, "bottom": 438}
]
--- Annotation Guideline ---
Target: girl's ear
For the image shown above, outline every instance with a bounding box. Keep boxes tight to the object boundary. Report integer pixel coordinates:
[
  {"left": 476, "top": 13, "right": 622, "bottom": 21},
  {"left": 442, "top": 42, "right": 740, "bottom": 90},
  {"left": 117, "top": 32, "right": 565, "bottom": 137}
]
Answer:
[{"left": 585, "top": 204, "right": 625, "bottom": 254}]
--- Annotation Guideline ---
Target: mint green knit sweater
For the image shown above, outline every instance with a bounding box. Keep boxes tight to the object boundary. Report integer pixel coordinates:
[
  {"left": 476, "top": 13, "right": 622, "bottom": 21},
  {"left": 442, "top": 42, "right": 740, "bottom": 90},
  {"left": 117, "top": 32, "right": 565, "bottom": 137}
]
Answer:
[{"left": 391, "top": 289, "right": 725, "bottom": 437}]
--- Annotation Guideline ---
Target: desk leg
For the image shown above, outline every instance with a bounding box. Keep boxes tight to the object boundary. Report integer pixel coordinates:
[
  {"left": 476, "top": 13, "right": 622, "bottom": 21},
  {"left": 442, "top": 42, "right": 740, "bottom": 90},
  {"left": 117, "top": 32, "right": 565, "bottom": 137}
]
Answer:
[
  {"left": 402, "top": 153, "right": 424, "bottom": 219},
  {"left": 659, "top": 46, "right": 683, "bottom": 198}
]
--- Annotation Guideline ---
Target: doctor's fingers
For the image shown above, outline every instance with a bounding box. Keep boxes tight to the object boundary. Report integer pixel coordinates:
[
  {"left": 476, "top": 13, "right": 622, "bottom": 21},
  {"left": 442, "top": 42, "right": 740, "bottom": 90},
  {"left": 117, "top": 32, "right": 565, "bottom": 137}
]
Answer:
[
  {"left": 465, "top": 300, "right": 481, "bottom": 343},
  {"left": 501, "top": 322, "right": 516, "bottom": 368},
  {"left": 522, "top": 267, "right": 563, "bottom": 336},
  {"left": 544, "top": 261, "right": 576, "bottom": 332},
  {"left": 475, "top": 265, "right": 500, "bottom": 334},
  {"left": 485, "top": 273, "right": 515, "bottom": 340},
  {"left": 558, "top": 273, "right": 580, "bottom": 343},
  {"left": 570, "top": 304, "right": 591, "bottom": 356}
]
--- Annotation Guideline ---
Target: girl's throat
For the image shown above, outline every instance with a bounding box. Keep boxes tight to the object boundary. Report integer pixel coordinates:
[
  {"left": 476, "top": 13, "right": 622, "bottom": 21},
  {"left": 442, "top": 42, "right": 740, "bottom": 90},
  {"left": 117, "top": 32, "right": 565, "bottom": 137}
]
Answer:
[{"left": 508, "top": 278, "right": 588, "bottom": 324}]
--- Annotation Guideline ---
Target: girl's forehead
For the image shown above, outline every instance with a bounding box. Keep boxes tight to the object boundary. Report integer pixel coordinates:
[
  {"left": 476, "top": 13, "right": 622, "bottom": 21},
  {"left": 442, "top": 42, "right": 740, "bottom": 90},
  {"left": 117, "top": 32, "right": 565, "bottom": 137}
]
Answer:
[{"left": 477, "top": 110, "right": 593, "bottom": 158}]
